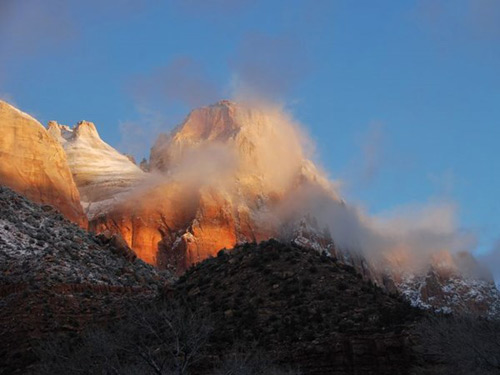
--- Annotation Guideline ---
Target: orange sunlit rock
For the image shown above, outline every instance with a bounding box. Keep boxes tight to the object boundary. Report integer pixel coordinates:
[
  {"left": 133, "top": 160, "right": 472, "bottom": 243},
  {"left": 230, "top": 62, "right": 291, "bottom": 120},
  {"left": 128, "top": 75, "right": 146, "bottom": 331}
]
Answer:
[
  {"left": 53, "top": 101, "right": 337, "bottom": 271},
  {"left": 0, "top": 101, "right": 86, "bottom": 227}
]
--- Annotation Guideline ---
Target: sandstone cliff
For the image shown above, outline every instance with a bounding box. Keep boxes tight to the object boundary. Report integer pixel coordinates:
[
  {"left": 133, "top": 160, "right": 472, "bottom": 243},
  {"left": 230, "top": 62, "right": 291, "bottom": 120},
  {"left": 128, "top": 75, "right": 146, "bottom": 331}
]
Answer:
[
  {"left": 89, "top": 101, "right": 335, "bottom": 270},
  {"left": 47, "top": 120, "right": 145, "bottom": 220},
  {"left": 0, "top": 101, "right": 86, "bottom": 226},
  {"left": 37, "top": 99, "right": 498, "bottom": 317}
]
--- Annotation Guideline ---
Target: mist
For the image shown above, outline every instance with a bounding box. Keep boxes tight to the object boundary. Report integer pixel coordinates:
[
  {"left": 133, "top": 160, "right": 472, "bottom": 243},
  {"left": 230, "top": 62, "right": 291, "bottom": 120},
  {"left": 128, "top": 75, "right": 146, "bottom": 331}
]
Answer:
[
  {"left": 146, "top": 101, "right": 318, "bottom": 194},
  {"left": 125, "top": 95, "right": 482, "bottom": 278},
  {"left": 275, "top": 178, "right": 477, "bottom": 276},
  {"left": 478, "top": 241, "right": 500, "bottom": 286},
  {"left": 230, "top": 33, "right": 310, "bottom": 103},
  {"left": 3, "top": 0, "right": 492, "bottom": 281}
]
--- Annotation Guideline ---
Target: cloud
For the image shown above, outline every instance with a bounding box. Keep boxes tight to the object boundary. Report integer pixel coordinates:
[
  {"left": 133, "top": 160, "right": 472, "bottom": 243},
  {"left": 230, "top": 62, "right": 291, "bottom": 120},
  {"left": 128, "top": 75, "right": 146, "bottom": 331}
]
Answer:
[
  {"left": 120, "top": 87, "right": 480, "bottom": 280},
  {"left": 118, "top": 107, "right": 170, "bottom": 161},
  {"left": 478, "top": 241, "right": 500, "bottom": 285},
  {"left": 415, "top": 0, "right": 500, "bottom": 43},
  {"left": 0, "top": 0, "right": 75, "bottom": 83},
  {"left": 142, "top": 98, "right": 477, "bottom": 277},
  {"left": 359, "top": 123, "right": 385, "bottom": 184},
  {"left": 279, "top": 182, "right": 476, "bottom": 274},
  {"left": 177, "top": 0, "right": 253, "bottom": 15},
  {"left": 148, "top": 101, "right": 318, "bottom": 191},
  {"left": 121, "top": 56, "right": 224, "bottom": 159},
  {"left": 119, "top": 1, "right": 335, "bottom": 157},
  {"left": 129, "top": 57, "right": 222, "bottom": 110},
  {"left": 230, "top": 33, "right": 310, "bottom": 103},
  {"left": 346, "top": 122, "right": 386, "bottom": 187}
]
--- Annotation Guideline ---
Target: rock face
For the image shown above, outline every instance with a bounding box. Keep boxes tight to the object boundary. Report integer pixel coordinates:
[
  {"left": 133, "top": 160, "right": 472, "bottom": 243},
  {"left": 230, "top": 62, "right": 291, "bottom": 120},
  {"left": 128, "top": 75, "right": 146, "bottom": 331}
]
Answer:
[
  {"left": 47, "top": 120, "right": 145, "bottom": 220},
  {"left": 90, "top": 101, "right": 336, "bottom": 271},
  {"left": 0, "top": 186, "right": 170, "bottom": 374},
  {"left": 0, "top": 101, "right": 86, "bottom": 226},
  {"left": 30, "top": 99, "right": 498, "bottom": 317},
  {"left": 394, "top": 251, "right": 500, "bottom": 317},
  {"left": 284, "top": 216, "right": 500, "bottom": 318}
]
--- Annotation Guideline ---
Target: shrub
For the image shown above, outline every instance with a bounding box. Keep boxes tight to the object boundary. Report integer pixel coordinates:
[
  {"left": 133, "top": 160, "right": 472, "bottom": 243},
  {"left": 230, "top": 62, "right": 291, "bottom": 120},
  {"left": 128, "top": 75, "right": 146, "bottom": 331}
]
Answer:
[{"left": 411, "top": 314, "right": 500, "bottom": 375}]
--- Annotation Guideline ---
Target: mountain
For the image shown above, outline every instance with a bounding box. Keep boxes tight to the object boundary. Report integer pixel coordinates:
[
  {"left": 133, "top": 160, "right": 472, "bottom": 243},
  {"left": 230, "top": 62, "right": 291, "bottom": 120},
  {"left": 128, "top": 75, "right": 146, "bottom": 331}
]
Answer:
[
  {"left": 33, "top": 240, "right": 422, "bottom": 375},
  {"left": 0, "top": 101, "right": 86, "bottom": 226},
  {"left": 156, "top": 240, "right": 419, "bottom": 374},
  {"left": 0, "top": 99, "right": 497, "bottom": 319},
  {"left": 89, "top": 100, "right": 336, "bottom": 269},
  {"left": 47, "top": 120, "right": 145, "bottom": 220},
  {"left": 0, "top": 186, "right": 170, "bottom": 374},
  {"left": 287, "top": 215, "right": 500, "bottom": 318},
  {"left": 395, "top": 251, "right": 500, "bottom": 317}
]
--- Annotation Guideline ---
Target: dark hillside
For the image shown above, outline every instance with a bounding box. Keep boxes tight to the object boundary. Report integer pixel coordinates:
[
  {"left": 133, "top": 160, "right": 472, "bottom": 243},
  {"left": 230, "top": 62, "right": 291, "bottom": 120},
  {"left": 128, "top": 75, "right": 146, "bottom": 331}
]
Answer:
[
  {"left": 175, "top": 240, "right": 421, "bottom": 374},
  {"left": 0, "top": 186, "right": 170, "bottom": 374}
]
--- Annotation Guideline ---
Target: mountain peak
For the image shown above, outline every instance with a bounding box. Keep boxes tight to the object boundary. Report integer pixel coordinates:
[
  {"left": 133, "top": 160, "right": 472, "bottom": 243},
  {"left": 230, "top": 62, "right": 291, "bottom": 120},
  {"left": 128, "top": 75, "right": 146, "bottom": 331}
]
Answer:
[
  {"left": 74, "top": 120, "right": 100, "bottom": 139},
  {"left": 47, "top": 120, "right": 101, "bottom": 143},
  {"left": 151, "top": 101, "right": 311, "bottom": 178},
  {"left": 47, "top": 119, "right": 144, "bottom": 212},
  {"left": 212, "top": 99, "right": 236, "bottom": 108}
]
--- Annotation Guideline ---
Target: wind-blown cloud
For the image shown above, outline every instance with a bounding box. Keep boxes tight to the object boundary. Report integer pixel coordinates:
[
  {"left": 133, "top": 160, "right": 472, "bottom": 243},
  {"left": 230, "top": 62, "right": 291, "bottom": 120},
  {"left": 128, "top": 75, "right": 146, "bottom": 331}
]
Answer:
[
  {"left": 0, "top": 0, "right": 75, "bottom": 85},
  {"left": 178, "top": 0, "right": 253, "bottom": 15},
  {"left": 415, "top": 0, "right": 500, "bottom": 43},
  {"left": 230, "top": 33, "right": 310, "bottom": 103},
  {"left": 121, "top": 56, "right": 223, "bottom": 159},
  {"left": 279, "top": 179, "right": 477, "bottom": 275},
  {"left": 359, "top": 123, "right": 385, "bottom": 184},
  {"left": 343, "top": 122, "right": 387, "bottom": 189},
  {"left": 129, "top": 57, "right": 222, "bottom": 110},
  {"left": 0, "top": 0, "right": 154, "bottom": 90},
  {"left": 478, "top": 241, "right": 500, "bottom": 285}
]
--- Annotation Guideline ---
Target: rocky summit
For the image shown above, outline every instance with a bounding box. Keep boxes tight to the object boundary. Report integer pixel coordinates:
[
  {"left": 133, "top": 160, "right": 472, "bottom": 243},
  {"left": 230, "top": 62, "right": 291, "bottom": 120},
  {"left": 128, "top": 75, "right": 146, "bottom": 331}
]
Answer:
[
  {"left": 0, "top": 99, "right": 498, "bottom": 320},
  {"left": 0, "top": 186, "right": 171, "bottom": 374},
  {"left": 47, "top": 120, "right": 145, "bottom": 220},
  {"left": 89, "top": 100, "right": 335, "bottom": 269}
]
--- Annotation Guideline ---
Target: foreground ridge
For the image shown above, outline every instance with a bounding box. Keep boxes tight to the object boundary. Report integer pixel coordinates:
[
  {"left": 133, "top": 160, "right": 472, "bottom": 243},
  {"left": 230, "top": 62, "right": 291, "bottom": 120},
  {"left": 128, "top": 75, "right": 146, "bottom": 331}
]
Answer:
[
  {"left": 173, "top": 240, "right": 421, "bottom": 374},
  {"left": 0, "top": 186, "right": 171, "bottom": 374}
]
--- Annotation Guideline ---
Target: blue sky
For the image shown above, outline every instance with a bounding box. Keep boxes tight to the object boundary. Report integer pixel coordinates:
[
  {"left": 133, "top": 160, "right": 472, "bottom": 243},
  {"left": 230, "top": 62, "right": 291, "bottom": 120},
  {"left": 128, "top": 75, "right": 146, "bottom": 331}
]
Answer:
[{"left": 0, "top": 0, "right": 499, "bottom": 271}]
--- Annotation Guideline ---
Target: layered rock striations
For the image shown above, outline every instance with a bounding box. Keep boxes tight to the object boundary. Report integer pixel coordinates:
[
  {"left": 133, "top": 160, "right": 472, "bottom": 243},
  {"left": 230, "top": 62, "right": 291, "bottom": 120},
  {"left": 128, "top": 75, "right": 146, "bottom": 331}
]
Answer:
[
  {"left": 90, "top": 101, "right": 336, "bottom": 270},
  {"left": 0, "top": 101, "right": 86, "bottom": 226},
  {"left": 3, "top": 99, "right": 496, "bottom": 317},
  {"left": 47, "top": 120, "right": 145, "bottom": 220}
]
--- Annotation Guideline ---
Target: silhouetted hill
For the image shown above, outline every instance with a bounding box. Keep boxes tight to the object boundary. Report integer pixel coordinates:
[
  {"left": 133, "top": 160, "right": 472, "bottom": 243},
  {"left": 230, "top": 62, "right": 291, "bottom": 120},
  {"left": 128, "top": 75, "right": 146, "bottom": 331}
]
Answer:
[
  {"left": 174, "top": 240, "right": 421, "bottom": 374},
  {"left": 0, "top": 186, "right": 171, "bottom": 374}
]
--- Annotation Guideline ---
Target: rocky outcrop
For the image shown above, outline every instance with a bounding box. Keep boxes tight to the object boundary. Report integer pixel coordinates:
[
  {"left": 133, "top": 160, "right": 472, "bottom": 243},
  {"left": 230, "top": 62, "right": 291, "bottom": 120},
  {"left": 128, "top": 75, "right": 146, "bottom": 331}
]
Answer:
[
  {"left": 0, "top": 101, "right": 86, "bottom": 226},
  {"left": 284, "top": 215, "right": 500, "bottom": 318},
  {"left": 89, "top": 101, "right": 336, "bottom": 272},
  {"left": 34, "top": 99, "right": 499, "bottom": 317},
  {"left": 47, "top": 120, "right": 145, "bottom": 220},
  {"left": 394, "top": 252, "right": 500, "bottom": 317},
  {"left": 0, "top": 186, "right": 171, "bottom": 374}
]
